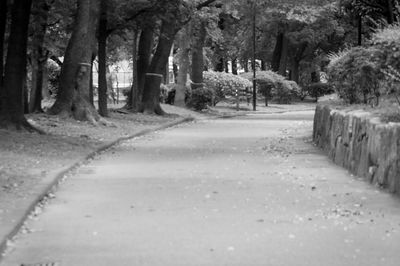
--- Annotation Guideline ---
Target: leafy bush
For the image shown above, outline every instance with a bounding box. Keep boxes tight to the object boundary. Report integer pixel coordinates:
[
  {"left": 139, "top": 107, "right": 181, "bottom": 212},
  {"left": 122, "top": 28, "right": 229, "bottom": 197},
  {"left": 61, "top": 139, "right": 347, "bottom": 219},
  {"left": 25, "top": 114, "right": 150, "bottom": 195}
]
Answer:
[
  {"left": 187, "top": 87, "right": 215, "bottom": 111},
  {"left": 371, "top": 24, "right": 400, "bottom": 98},
  {"left": 241, "top": 71, "right": 299, "bottom": 104},
  {"left": 203, "top": 71, "right": 252, "bottom": 104},
  {"left": 303, "top": 82, "right": 334, "bottom": 101},
  {"left": 327, "top": 47, "right": 383, "bottom": 104}
]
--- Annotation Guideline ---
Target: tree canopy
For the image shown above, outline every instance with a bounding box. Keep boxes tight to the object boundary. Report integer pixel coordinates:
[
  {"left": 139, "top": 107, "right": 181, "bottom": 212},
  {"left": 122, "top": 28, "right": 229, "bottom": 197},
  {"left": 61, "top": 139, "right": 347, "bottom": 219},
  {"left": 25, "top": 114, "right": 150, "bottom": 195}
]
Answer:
[{"left": 0, "top": 0, "right": 397, "bottom": 130}]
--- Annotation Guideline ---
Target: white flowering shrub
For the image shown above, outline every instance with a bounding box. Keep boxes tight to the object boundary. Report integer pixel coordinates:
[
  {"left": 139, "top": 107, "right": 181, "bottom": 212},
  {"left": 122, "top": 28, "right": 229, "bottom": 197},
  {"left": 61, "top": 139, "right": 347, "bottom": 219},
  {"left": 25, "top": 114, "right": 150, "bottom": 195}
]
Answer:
[
  {"left": 241, "top": 71, "right": 299, "bottom": 103},
  {"left": 203, "top": 71, "right": 252, "bottom": 104}
]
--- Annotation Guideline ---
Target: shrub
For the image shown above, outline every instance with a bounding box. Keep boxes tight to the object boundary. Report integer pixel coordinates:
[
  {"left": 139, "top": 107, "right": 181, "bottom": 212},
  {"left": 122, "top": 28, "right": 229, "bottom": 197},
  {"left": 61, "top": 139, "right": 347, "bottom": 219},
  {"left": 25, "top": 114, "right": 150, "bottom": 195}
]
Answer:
[
  {"left": 304, "top": 82, "right": 334, "bottom": 102},
  {"left": 327, "top": 47, "right": 383, "bottom": 104},
  {"left": 371, "top": 24, "right": 400, "bottom": 98},
  {"left": 187, "top": 87, "right": 215, "bottom": 111},
  {"left": 203, "top": 71, "right": 252, "bottom": 104},
  {"left": 241, "top": 71, "right": 299, "bottom": 103}
]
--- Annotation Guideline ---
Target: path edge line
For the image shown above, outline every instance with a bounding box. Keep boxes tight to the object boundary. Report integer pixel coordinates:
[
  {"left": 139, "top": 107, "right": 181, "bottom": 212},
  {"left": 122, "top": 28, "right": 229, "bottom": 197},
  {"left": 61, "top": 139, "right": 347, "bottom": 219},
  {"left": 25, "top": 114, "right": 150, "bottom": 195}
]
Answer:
[{"left": 0, "top": 116, "right": 195, "bottom": 259}]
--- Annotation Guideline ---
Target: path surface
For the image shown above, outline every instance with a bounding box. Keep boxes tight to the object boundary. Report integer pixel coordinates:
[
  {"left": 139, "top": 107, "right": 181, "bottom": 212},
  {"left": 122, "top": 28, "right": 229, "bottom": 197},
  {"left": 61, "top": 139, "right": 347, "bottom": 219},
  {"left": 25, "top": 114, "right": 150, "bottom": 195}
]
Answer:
[{"left": 1, "top": 111, "right": 400, "bottom": 266}]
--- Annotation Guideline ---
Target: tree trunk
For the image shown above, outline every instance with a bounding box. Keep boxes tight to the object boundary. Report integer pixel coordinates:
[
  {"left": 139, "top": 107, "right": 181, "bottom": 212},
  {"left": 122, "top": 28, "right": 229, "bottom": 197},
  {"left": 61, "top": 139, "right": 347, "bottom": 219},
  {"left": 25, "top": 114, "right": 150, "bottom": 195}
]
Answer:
[
  {"left": 191, "top": 21, "right": 207, "bottom": 90},
  {"left": 271, "top": 32, "right": 283, "bottom": 72},
  {"left": 140, "top": 21, "right": 176, "bottom": 115},
  {"left": 98, "top": 0, "right": 108, "bottom": 117},
  {"left": 243, "top": 58, "right": 249, "bottom": 72},
  {"left": 0, "top": 0, "right": 36, "bottom": 130},
  {"left": 387, "top": 0, "right": 394, "bottom": 24},
  {"left": 175, "top": 47, "right": 189, "bottom": 107},
  {"left": 135, "top": 27, "right": 153, "bottom": 112},
  {"left": 232, "top": 58, "right": 238, "bottom": 75},
  {"left": 29, "top": 0, "right": 51, "bottom": 113},
  {"left": 129, "top": 30, "right": 139, "bottom": 111},
  {"left": 48, "top": 0, "right": 100, "bottom": 123},
  {"left": 357, "top": 15, "right": 362, "bottom": 46},
  {"left": 291, "top": 58, "right": 300, "bottom": 83},
  {"left": 278, "top": 33, "right": 288, "bottom": 77},
  {"left": 0, "top": 0, "right": 8, "bottom": 109},
  {"left": 261, "top": 60, "right": 266, "bottom": 71}
]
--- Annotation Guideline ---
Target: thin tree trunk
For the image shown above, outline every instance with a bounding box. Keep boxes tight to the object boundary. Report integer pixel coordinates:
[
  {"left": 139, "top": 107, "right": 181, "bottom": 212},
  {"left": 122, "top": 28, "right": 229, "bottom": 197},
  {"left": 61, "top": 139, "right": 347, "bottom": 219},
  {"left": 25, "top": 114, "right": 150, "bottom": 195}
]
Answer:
[
  {"left": 98, "top": 0, "right": 108, "bottom": 117},
  {"left": 129, "top": 30, "right": 139, "bottom": 111},
  {"left": 387, "top": 0, "right": 394, "bottom": 24},
  {"left": 232, "top": 58, "right": 238, "bottom": 75},
  {"left": 48, "top": 0, "right": 100, "bottom": 123},
  {"left": 29, "top": 0, "right": 51, "bottom": 113},
  {"left": 191, "top": 21, "right": 206, "bottom": 90},
  {"left": 0, "top": 0, "right": 36, "bottom": 130},
  {"left": 261, "top": 60, "right": 266, "bottom": 71},
  {"left": 291, "top": 58, "right": 300, "bottom": 83},
  {"left": 243, "top": 58, "right": 249, "bottom": 72},
  {"left": 357, "top": 15, "right": 362, "bottom": 46}
]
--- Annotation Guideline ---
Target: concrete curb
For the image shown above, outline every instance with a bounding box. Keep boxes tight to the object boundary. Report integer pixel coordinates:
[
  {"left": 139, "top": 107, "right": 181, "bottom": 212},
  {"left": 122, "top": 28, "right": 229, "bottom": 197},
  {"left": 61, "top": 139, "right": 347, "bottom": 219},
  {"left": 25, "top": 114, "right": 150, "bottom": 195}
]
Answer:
[{"left": 0, "top": 116, "right": 195, "bottom": 260}]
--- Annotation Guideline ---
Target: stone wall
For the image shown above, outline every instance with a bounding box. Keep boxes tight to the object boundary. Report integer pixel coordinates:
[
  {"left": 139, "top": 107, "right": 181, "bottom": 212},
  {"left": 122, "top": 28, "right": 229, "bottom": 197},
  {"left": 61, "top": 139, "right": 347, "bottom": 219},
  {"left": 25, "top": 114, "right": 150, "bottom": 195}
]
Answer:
[{"left": 313, "top": 104, "right": 400, "bottom": 195}]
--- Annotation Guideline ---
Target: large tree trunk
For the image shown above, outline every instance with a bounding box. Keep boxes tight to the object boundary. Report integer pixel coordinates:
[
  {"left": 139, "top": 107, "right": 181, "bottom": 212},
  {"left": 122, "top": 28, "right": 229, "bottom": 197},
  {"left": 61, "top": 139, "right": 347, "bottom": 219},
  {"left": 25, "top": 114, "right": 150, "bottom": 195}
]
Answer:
[
  {"left": 48, "top": 0, "right": 100, "bottom": 123},
  {"left": 140, "top": 21, "right": 176, "bottom": 115},
  {"left": 29, "top": 0, "right": 51, "bottom": 113},
  {"left": 0, "top": 0, "right": 36, "bottom": 130},
  {"left": 134, "top": 27, "right": 153, "bottom": 112},
  {"left": 278, "top": 33, "right": 288, "bottom": 77},
  {"left": 98, "top": 0, "right": 108, "bottom": 117},
  {"left": 271, "top": 32, "right": 283, "bottom": 72},
  {"left": 0, "top": 0, "right": 8, "bottom": 109},
  {"left": 175, "top": 25, "right": 190, "bottom": 107},
  {"left": 175, "top": 47, "right": 189, "bottom": 107},
  {"left": 191, "top": 20, "right": 207, "bottom": 90}
]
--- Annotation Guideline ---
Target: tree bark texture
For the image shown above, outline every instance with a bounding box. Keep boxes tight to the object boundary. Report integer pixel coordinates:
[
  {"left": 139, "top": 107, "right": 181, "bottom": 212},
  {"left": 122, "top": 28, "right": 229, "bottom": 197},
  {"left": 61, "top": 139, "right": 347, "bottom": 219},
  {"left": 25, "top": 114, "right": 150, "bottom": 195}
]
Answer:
[
  {"left": 130, "top": 30, "right": 139, "bottom": 111},
  {"left": 175, "top": 46, "right": 189, "bottom": 107},
  {"left": 0, "top": 0, "right": 35, "bottom": 130},
  {"left": 98, "top": 0, "right": 108, "bottom": 117},
  {"left": 232, "top": 58, "right": 238, "bottom": 75},
  {"left": 191, "top": 20, "right": 207, "bottom": 90},
  {"left": 29, "top": 0, "right": 51, "bottom": 113},
  {"left": 48, "top": 0, "right": 100, "bottom": 123},
  {"left": 135, "top": 27, "right": 153, "bottom": 112},
  {"left": 140, "top": 21, "right": 177, "bottom": 115}
]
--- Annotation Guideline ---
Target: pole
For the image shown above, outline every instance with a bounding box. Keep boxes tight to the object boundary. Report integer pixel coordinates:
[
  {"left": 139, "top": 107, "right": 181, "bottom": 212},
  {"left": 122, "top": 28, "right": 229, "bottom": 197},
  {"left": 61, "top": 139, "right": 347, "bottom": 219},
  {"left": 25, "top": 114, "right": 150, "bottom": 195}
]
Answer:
[{"left": 252, "top": 0, "right": 256, "bottom": 111}]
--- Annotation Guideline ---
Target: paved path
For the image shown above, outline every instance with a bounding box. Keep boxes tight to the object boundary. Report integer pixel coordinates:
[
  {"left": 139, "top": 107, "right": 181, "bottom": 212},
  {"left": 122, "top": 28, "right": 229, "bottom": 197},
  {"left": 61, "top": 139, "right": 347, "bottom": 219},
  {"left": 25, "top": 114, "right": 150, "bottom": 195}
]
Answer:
[{"left": 1, "top": 111, "right": 400, "bottom": 266}]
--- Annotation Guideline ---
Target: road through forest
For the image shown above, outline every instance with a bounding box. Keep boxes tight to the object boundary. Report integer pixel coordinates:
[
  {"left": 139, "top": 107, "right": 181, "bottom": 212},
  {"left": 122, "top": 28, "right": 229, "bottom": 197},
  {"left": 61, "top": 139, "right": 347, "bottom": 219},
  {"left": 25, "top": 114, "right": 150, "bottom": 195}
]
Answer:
[{"left": 1, "top": 111, "right": 400, "bottom": 266}]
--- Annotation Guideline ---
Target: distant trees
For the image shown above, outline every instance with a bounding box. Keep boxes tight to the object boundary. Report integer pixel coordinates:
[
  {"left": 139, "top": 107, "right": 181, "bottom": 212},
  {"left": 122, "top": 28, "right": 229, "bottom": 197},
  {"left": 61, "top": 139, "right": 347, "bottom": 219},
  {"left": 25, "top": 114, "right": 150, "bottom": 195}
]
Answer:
[{"left": 1, "top": 0, "right": 400, "bottom": 131}]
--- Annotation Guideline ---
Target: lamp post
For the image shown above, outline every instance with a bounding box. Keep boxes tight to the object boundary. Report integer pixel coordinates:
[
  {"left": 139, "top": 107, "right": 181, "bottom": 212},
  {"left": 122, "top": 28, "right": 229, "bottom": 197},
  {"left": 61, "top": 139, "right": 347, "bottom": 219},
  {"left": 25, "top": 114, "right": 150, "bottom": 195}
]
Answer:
[{"left": 252, "top": 0, "right": 257, "bottom": 111}]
